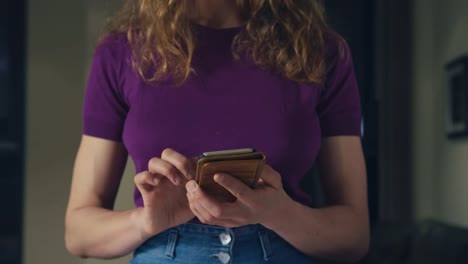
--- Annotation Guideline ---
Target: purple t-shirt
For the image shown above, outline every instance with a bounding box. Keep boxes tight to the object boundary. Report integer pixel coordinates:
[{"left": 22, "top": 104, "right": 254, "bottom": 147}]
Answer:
[{"left": 82, "top": 24, "right": 361, "bottom": 207}]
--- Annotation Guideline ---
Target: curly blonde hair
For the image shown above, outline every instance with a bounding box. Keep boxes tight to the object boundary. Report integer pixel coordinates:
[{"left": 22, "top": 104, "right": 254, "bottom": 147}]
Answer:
[{"left": 105, "top": 0, "right": 332, "bottom": 85}]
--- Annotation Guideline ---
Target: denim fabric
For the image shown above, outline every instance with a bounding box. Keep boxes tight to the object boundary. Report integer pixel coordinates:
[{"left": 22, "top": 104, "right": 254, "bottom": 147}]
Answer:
[{"left": 129, "top": 223, "right": 311, "bottom": 264}]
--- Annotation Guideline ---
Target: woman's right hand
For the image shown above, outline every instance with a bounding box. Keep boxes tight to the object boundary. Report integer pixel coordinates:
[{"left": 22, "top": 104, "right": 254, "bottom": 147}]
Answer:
[{"left": 134, "top": 148, "right": 197, "bottom": 239}]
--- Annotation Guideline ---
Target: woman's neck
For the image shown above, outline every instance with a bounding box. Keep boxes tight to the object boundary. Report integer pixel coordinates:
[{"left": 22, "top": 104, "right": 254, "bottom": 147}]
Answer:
[{"left": 189, "top": 0, "right": 245, "bottom": 29}]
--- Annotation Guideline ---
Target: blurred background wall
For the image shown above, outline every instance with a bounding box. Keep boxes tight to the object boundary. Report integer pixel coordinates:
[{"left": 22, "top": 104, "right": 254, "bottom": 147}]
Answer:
[
  {"left": 412, "top": 0, "right": 468, "bottom": 226},
  {"left": 6, "top": 0, "right": 468, "bottom": 263},
  {"left": 24, "top": 0, "right": 134, "bottom": 263}
]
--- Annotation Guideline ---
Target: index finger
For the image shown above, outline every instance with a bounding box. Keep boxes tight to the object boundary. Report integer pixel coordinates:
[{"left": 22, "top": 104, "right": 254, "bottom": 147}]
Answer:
[
  {"left": 213, "top": 173, "right": 254, "bottom": 203},
  {"left": 161, "top": 148, "right": 196, "bottom": 180},
  {"left": 148, "top": 158, "right": 182, "bottom": 185}
]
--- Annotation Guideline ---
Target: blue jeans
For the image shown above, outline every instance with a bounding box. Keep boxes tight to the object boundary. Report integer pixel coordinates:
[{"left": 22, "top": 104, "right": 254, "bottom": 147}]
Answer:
[{"left": 130, "top": 223, "right": 311, "bottom": 264}]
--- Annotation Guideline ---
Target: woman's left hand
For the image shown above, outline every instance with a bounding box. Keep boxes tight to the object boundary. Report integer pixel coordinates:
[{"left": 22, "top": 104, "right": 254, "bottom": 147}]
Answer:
[{"left": 185, "top": 165, "right": 294, "bottom": 228}]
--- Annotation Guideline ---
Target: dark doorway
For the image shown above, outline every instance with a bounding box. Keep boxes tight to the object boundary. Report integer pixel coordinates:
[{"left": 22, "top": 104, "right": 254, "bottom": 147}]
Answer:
[
  {"left": 0, "top": 0, "right": 27, "bottom": 263},
  {"left": 323, "top": 0, "right": 413, "bottom": 225},
  {"left": 324, "top": 0, "right": 379, "bottom": 225}
]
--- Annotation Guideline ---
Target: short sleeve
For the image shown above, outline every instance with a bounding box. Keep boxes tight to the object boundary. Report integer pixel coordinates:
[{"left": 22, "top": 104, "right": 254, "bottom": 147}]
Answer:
[
  {"left": 317, "top": 37, "right": 362, "bottom": 137},
  {"left": 82, "top": 35, "right": 129, "bottom": 142}
]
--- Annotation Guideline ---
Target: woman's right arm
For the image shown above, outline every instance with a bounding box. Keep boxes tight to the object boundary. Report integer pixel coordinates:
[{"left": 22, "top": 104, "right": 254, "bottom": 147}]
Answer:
[
  {"left": 65, "top": 136, "right": 194, "bottom": 259},
  {"left": 65, "top": 135, "right": 148, "bottom": 258}
]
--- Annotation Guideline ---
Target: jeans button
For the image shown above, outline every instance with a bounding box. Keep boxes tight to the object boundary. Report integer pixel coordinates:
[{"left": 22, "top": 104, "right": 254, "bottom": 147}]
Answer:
[
  {"left": 217, "top": 252, "right": 231, "bottom": 264},
  {"left": 219, "top": 232, "right": 232, "bottom": 246}
]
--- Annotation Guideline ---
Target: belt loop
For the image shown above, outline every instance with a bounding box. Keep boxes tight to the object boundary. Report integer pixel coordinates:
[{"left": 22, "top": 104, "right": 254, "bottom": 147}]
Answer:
[
  {"left": 165, "top": 229, "right": 179, "bottom": 259},
  {"left": 258, "top": 230, "right": 273, "bottom": 261}
]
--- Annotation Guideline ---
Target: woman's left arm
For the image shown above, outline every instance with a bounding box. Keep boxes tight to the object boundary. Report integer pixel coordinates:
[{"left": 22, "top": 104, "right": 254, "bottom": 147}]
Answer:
[
  {"left": 186, "top": 135, "right": 369, "bottom": 262},
  {"left": 263, "top": 136, "right": 369, "bottom": 262}
]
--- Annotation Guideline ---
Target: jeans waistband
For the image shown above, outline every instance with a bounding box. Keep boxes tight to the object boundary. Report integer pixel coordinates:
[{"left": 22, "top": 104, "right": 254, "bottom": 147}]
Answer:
[{"left": 175, "top": 223, "right": 269, "bottom": 238}]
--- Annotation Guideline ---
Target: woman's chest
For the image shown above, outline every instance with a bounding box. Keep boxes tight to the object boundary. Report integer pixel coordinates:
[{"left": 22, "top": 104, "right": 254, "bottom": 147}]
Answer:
[{"left": 121, "top": 63, "right": 322, "bottom": 171}]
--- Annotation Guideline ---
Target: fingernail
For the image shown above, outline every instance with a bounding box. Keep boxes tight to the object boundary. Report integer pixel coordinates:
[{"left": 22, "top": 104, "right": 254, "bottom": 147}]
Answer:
[
  {"left": 214, "top": 173, "right": 224, "bottom": 182},
  {"left": 153, "top": 177, "right": 160, "bottom": 185},
  {"left": 174, "top": 176, "right": 181, "bottom": 185},
  {"left": 187, "top": 181, "right": 198, "bottom": 192},
  {"left": 189, "top": 167, "right": 196, "bottom": 180},
  {"left": 186, "top": 172, "right": 194, "bottom": 180}
]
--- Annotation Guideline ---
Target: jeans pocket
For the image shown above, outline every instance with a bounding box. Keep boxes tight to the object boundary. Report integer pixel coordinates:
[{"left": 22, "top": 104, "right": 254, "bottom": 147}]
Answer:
[
  {"left": 164, "top": 229, "right": 179, "bottom": 259},
  {"left": 258, "top": 230, "right": 273, "bottom": 261}
]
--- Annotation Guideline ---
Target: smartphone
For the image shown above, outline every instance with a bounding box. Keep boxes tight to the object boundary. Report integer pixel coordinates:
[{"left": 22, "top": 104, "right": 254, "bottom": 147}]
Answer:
[{"left": 195, "top": 148, "right": 266, "bottom": 202}]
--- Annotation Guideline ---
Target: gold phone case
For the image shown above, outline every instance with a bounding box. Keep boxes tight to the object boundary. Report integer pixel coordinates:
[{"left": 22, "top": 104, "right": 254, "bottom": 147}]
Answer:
[{"left": 196, "top": 150, "right": 266, "bottom": 202}]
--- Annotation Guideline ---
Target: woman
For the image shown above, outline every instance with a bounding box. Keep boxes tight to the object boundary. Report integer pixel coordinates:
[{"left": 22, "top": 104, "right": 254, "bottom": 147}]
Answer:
[{"left": 65, "top": 0, "right": 369, "bottom": 263}]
